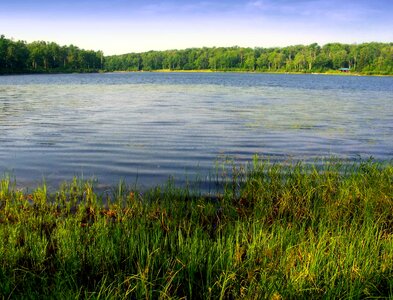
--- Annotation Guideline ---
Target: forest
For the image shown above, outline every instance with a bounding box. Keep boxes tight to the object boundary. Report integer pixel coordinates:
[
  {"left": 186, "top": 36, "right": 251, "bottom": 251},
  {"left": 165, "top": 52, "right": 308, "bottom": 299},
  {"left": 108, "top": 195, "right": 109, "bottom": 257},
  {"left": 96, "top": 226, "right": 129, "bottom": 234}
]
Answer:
[
  {"left": 1, "top": 34, "right": 392, "bottom": 75},
  {"left": 0, "top": 35, "right": 103, "bottom": 74},
  {"left": 105, "top": 42, "right": 393, "bottom": 74}
]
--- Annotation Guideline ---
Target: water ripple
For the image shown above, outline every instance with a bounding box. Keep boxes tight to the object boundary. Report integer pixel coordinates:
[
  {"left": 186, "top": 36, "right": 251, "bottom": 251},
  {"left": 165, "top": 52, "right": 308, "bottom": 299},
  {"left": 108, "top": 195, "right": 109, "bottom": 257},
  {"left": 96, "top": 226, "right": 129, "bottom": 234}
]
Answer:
[{"left": 1, "top": 72, "right": 392, "bottom": 189}]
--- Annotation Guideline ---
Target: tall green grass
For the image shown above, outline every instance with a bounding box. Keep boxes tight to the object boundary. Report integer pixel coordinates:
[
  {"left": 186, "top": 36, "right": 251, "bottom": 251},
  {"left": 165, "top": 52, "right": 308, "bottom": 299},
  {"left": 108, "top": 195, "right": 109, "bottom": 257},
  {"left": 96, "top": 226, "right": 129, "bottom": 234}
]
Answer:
[{"left": 0, "top": 158, "right": 392, "bottom": 299}]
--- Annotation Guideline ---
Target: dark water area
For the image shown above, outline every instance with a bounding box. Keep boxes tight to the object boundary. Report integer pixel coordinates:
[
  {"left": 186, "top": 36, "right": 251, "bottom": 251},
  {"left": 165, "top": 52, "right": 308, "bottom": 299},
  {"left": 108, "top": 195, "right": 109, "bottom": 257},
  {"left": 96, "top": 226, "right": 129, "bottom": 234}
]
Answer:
[{"left": 1, "top": 72, "right": 392, "bottom": 190}]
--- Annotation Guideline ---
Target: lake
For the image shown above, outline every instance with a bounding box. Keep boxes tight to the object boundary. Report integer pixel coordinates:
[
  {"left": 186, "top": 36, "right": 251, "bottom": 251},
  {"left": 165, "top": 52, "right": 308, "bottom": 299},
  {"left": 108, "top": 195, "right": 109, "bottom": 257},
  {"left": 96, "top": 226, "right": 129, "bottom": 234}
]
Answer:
[{"left": 1, "top": 72, "right": 392, "bottom": 190}]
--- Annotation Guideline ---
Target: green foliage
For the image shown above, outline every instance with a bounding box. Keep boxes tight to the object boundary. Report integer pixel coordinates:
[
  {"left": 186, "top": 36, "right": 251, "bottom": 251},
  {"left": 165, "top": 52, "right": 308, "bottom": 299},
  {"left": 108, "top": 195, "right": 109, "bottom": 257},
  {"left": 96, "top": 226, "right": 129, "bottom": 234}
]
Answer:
[
  {"left": 105, "top": 43, "right": 393, "bottom": 75},
  {"left": 0, "top": 159, "right": 392, "bottom": 298},
  {"left": 1, "top": 34, "right": 391, "bottom": 75},
  {"left": 0, "top": 35, "right": 103, "bottom": 74}
]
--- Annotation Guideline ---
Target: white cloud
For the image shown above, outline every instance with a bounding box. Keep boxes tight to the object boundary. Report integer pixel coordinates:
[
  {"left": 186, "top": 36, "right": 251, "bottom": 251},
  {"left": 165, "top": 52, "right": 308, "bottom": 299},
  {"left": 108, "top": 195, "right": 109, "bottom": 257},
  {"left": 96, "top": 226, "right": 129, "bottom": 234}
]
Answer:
[{"left": 247, "top": 1, "right": 268, "bottom": 9}]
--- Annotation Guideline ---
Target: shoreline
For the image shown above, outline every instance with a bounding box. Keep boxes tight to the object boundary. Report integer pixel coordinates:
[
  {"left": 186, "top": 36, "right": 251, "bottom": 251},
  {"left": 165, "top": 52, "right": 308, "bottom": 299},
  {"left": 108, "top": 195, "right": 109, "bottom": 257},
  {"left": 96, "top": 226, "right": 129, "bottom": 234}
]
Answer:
[
  {"left": 89, "top": 70, "right": 391, "bottom": 77},
  {"left": 1, "top": 159, "right": 392, "bottom": 298},
  {"left": 2, "top": 69, "right": 392, "bottom": 77},
  {"left": 109, "top": 69, "right": 393, "bottom": 76}
]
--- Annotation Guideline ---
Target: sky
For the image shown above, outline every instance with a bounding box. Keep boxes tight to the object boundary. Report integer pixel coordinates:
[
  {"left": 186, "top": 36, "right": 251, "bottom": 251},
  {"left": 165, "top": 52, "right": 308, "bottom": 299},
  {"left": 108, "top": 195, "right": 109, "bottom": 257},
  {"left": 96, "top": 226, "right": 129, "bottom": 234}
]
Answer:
[{"left": 0, "top": 0, "right": 392, "bottom": 55}]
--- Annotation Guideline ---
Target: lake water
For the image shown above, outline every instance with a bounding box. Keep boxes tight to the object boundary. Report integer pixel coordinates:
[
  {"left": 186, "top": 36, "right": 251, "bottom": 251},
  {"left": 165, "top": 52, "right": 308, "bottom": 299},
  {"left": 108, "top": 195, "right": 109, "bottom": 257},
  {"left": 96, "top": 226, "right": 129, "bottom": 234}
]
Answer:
[{"left": 1, "top": 72, "right": 392, "bottom": 190}]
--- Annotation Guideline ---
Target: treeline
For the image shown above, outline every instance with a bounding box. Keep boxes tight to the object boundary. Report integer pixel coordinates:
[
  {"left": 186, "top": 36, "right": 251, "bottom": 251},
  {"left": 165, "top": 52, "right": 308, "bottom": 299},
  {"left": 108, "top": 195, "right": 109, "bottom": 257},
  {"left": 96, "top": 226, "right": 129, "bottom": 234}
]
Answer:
[
  {"left": 105, "top": 42, "right": 393, "bottom": 75},
  {"left": 1, "top": 34, "right": 392, "bottom": 75},
  {"left": 0, "top": 35, "right": 103, "bottom": 74}
]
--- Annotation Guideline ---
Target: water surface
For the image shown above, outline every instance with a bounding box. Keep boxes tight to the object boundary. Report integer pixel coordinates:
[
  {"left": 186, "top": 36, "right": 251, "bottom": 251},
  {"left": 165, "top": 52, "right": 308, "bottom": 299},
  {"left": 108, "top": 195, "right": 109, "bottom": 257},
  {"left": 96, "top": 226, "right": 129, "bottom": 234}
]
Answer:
[{"left": 1, "top": 72, "right": 392, "bottom": 189}]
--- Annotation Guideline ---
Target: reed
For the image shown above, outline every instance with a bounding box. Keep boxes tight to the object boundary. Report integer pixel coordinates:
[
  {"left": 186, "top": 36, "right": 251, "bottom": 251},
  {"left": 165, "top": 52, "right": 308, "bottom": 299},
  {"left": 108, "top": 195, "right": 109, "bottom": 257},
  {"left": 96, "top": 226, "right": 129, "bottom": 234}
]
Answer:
[{"left": 0, "top": 158, "right": 392, "bottom": 299}]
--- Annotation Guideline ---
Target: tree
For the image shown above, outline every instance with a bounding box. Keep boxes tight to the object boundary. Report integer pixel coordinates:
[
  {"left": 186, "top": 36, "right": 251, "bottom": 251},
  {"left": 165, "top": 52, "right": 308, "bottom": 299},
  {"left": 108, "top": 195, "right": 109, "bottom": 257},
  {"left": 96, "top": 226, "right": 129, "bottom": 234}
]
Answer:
[
  {"left": 0, "top": 35, "right": 9, "bottom": 71},
  {"left": 244, "top": 51, "right": 256, "bottom": 71},
  {"left": 294, "top": 52, "right": 306, "bottom": 71},
  {"left": 304, "top": 43, "right": 320, "bottom": 71},
  {"left": 195, "top": 48, "right": 209, "bottom": 70},
  {"left": 256, "top": 52, "right": 269, "bottom": 70}
]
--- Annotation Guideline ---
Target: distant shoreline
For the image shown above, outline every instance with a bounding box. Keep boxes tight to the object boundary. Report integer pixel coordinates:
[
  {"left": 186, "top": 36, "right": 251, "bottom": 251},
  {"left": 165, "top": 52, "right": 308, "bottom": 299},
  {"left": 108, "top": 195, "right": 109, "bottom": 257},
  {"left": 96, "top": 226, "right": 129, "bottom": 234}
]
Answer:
[
  {"left": 107, "top": 69, "right": 393, "bottom": 77},
  {"left": 1, "top": 69, "right": 392, "bottom": 77},
  {"left": 2, "top": 36, "right": 392, "bottom": 77}
]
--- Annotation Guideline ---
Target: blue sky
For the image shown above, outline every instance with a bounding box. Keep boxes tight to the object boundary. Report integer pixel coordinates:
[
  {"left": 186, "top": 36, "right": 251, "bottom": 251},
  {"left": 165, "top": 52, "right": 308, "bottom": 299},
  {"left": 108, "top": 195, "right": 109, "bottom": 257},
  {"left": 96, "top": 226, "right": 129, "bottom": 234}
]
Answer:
[{"left": 0, "top": 0, "right": 392, "bottom": 55}]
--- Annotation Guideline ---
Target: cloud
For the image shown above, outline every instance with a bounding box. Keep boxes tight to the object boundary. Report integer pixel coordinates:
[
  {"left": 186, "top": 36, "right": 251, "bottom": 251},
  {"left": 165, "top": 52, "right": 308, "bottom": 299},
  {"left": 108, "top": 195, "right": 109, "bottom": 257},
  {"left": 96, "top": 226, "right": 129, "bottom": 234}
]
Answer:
[
  {"left": 247, "top": 1, "right": 269, "bottom": 10},
  {"left": 244, "top": 0, "right": 391, "bottom": 25},
  {"left": 137, "top": 1, "right": 233, "bottom": 16}
]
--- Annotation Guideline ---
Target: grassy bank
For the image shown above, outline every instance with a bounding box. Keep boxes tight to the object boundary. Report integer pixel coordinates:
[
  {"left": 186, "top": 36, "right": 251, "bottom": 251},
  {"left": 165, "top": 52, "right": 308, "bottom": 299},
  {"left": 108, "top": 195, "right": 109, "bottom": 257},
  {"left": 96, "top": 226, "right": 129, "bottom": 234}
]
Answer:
[
  {"left": 113, "top": 69, "right": 393, "bottom": 77},
  {"left": 1, "top": 158, "right": 392, "bottom": 299},
  {"left": 100, "top": 69, "right": 393, "bottom": 79}
]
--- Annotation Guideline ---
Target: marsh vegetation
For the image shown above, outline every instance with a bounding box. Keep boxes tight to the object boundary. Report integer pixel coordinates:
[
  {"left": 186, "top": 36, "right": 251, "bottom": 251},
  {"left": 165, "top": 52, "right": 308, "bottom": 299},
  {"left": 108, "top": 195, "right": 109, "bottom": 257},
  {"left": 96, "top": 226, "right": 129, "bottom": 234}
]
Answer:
[{"left": 1, "top": 158, "right": 392, "bottom": 299}]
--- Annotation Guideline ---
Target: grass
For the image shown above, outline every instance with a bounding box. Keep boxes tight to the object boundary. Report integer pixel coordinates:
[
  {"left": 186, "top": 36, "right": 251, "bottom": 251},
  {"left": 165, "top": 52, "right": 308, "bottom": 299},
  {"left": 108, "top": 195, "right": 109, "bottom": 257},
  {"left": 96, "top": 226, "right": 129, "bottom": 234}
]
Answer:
[{"left": 0, "top": 157, "right": 392, "bottom": 299}]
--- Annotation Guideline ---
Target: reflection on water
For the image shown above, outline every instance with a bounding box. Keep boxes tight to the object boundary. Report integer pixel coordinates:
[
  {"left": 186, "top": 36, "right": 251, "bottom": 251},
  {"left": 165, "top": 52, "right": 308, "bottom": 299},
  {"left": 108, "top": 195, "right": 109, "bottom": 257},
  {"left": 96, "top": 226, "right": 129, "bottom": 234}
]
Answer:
[{"left": 0, "top": 72, "right": 392, "bottom": 189}]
